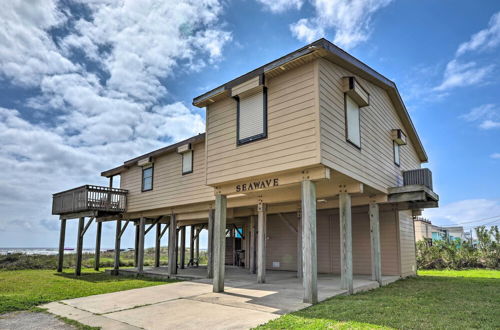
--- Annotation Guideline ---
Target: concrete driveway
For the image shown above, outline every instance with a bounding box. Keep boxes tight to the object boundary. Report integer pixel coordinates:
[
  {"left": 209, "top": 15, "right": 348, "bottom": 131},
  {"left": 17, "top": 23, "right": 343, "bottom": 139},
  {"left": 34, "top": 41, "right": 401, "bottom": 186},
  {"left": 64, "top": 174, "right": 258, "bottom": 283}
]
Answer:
[{"left": 41, "top": 270, "right": 399, "bottom": 330}]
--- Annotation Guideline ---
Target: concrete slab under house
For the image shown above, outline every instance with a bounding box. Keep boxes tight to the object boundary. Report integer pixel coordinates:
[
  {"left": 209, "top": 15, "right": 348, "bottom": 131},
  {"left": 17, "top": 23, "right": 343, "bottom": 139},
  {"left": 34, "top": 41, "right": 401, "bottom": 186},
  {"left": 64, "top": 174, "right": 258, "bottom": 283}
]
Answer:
[{"left": 51, "top": 38, "right": 439, "bottom": 313}]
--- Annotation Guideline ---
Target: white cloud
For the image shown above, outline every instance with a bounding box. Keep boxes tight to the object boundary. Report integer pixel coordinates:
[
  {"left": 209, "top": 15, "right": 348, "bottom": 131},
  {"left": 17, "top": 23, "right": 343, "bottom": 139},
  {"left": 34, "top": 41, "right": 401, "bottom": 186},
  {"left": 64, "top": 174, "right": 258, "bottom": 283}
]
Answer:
[
  {"left": 434, "top": 59, "right": 493, "bottom": 91},
  {"left": 460, "top": 104, "right": 496, "bottom": 122},
  {"left": 257, "top": 0, "right": 304, "bottom": 13},
  {"left": 491, "top": 153, "right": 500, "bottom": 159},
  {"left": 290, "top": 0, "right": 393, "bottom": 49},
  {"left": 456, "top": 12, "right": 500, "bottom": 56},
  {"left": 290, "top": 18, "right": 324, "bottom": 43},
  {"left": 460, "top": 104, "right": 500, "bottom": 130},
  {"left": 479, "top": 120, "right": 500, "bottom": 130},
  {"left": 0, "top": 0, "right": 230, "bottom": 248},
  {"left": 424, "top": 199, "right": 500, "bottom": 227},
  {"left": 0, "top": 0, "right": 78, "bottom": 86},
  {"left": 435, "top": 12, "right": 499, "bottom": 92}
]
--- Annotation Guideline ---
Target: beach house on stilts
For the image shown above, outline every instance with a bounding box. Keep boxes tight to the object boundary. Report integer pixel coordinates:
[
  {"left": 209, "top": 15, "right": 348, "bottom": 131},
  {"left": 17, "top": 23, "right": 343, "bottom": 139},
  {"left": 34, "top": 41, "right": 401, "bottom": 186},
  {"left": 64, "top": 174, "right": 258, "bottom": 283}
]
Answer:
[{"left": 52, "top": 39, "right": 438, "bottom": 304}]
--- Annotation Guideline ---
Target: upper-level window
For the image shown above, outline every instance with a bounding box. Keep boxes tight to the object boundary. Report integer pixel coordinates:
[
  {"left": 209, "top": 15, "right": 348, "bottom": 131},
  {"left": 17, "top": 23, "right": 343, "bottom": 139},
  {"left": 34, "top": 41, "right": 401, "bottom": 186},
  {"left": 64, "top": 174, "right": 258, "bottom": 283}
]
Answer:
[
  {"left": 142, "top": 166, "right": 153, "bottom": 191},
  {"left": 391, "top": 129, "right": 406, "bottom": 167},
  {"left": 345, "top": 94, "right": 361, "bottom": 148},
  {"left": 393, "top": 141, "right": 400, "bottom": 166},
  {"left": 237, "top": 88, "right": 267, "bottom": 145},
  {"left": 182, "top": 150, "right": 193, "bottom": 174}
]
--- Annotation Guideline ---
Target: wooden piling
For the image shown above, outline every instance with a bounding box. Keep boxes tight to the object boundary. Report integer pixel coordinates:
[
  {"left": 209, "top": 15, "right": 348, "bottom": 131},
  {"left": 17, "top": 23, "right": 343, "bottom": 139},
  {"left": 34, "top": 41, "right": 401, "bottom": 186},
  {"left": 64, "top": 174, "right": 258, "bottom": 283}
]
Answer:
[
  {"left": 113, "top": 220, "right": 122, "bottom": 275},
  {"left": 57, "top": 219, "right": 66, "bottom": 272},
  {"left": 168, "top": 214, "right": 177, "bottom": 275},
  {"left": 213, "top": 194, "right": 227, "bottom": 292},
  {"left": 257, "top": 203, "right": 267, "bottom": 284},
  {"left": 370, "top": 203, "right": 382, "bottom": 285},
  {"left": 75, "top": 217, "right": 84, "bottom": 276},
  {"left": 340, "top": 192, "right": 353, "bottom": 294},
  {"left": 180, "top": 226, "right": 186, "bottom": 269},
  {"left": 137, "top": 217, "right": 145, "bottom": 274},
  {"left": 301, "top": 180, "right": 317, "bottom": 304},
  {"left": 207, "top": 209, "right": 214, "bottom": 278},
  {"left": 94, "top": 221, "right": 102, "bottom": 271},
  {"left": 155, "top": 223, "right": 161, "bottom": 267}
]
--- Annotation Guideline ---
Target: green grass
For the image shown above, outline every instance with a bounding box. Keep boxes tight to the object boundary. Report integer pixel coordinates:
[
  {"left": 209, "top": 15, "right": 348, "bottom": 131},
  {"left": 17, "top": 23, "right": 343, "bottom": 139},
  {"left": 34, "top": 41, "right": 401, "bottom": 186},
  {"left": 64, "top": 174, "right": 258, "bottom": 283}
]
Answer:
[
  {"left": 258, "top": 269, "right": 500, "bottom": 329},
  {"left": 418, "top": 268, "right": 500, "bottom": 278},
  {"left": 0, "top": 268, "right": 173, "bottom": 314}
]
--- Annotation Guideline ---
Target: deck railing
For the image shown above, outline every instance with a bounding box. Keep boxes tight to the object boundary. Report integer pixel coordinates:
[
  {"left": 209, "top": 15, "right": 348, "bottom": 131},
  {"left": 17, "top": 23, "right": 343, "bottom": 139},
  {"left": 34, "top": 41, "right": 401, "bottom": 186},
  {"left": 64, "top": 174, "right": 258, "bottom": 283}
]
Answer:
[
  {"left": 403, "top": 168, "right": 433, "bottom": 190},
  {"left": 52, "top": 185, "right": 128, "bottom": 215}
]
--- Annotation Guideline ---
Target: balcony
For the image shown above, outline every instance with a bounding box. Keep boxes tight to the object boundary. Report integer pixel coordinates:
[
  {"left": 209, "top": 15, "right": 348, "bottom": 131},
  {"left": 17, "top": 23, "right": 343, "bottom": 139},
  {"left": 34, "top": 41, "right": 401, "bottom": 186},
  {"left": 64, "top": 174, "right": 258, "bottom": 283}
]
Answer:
[
  {"left": 388, "top": 168, "right": 438, "bottom": 207},
  {"left": 52, "top": 185, "right": 128, "bottom": 216}
]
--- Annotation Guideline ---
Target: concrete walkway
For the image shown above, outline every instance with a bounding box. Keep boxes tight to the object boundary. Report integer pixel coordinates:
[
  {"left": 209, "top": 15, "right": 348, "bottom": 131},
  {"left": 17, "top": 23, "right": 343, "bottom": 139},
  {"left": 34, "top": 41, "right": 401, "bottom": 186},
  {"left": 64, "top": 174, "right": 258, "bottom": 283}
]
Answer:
[{"left": 41, "top": 270, "right": 399, "bottom": 330}]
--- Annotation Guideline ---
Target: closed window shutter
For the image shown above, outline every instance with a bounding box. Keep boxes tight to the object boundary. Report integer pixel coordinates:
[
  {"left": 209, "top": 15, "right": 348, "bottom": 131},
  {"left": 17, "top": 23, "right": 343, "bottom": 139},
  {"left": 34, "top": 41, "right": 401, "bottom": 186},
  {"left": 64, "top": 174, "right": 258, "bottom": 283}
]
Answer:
[
  {"left": 239, "top": 90, "right": 264, "bottom": 141},
  {"left": 346, "top": 95, "right": 360, "bottom": 146},
  {"left": 394, "top": 141, "right": 400, "bottom": 166},
  {"left": 182, "top": 150, "right": 193, "bottom": 173}
]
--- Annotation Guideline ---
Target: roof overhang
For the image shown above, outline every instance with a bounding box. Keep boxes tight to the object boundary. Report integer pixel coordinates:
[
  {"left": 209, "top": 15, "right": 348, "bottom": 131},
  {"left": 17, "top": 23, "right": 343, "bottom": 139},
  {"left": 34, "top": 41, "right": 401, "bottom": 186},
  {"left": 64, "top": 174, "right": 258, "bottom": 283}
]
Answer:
[
  {"left": 101, "top": 133, "right": 205, "bottom": 177},
  {"left": 192, "top": 38, "right": 428, "bottom": 163}
]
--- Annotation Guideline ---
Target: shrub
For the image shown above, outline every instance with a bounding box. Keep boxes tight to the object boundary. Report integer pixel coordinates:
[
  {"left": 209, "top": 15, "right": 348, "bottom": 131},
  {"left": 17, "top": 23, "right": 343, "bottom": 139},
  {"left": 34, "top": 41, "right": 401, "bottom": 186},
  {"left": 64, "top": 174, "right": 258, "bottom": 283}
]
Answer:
[{"left": 417, "top": 225, "right": 500, "bottom": 270}]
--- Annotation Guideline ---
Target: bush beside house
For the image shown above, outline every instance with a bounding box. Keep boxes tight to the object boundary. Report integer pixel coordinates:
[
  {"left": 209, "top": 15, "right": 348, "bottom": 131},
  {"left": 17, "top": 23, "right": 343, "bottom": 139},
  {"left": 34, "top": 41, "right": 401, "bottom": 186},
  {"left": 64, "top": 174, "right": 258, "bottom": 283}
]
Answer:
[{"left": 417, "top": 225, "right": 500, "bottom": 269}]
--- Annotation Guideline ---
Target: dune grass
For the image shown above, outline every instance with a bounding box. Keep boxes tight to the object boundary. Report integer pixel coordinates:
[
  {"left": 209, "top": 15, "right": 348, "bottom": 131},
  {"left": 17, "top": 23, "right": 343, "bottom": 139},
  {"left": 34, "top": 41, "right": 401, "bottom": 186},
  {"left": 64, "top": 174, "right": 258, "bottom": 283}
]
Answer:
[
  {"left": 0, "top": 268, "right": 173, "bottom": 314},
  {"left": 257, "top": 269, "right": 500, "bottom": 329}
]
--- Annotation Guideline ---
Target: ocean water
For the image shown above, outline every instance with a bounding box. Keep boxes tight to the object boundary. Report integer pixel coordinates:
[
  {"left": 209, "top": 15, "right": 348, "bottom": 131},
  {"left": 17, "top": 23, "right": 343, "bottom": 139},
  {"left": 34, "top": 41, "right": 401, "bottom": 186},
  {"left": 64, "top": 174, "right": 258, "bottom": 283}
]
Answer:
[{"left": 0, "top": 248, "right": 99, "bottom": 255}]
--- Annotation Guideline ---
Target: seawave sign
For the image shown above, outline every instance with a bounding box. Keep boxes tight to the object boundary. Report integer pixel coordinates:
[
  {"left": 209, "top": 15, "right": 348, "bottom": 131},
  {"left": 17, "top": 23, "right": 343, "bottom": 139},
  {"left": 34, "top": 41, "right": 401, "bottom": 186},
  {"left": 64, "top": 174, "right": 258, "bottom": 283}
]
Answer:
[
  {"left": 235, "top": 178, "right": 279, "bottom": 192},
  {"left": 215, "top": 166, "right": 330, "bottom": 196}
]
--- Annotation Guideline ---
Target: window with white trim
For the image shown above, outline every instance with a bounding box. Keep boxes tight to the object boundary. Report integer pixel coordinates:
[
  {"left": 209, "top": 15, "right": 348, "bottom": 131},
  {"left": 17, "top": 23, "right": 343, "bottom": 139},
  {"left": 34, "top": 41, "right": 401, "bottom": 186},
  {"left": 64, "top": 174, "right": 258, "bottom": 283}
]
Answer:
[
  {"left": 142, "top": 166, "right": 153, "bottom": 191},
  {"left": 237, "top": 88, "right": 267, "bottom": 145},
  {"left": 182, "top": 150, "right": 193, "bottom": 174},
  {"left": 393, "top": 141, "right": 400, "bottom": 166},
  {"left": 345, "top": 94, "right": 361, "bottom": 147}
]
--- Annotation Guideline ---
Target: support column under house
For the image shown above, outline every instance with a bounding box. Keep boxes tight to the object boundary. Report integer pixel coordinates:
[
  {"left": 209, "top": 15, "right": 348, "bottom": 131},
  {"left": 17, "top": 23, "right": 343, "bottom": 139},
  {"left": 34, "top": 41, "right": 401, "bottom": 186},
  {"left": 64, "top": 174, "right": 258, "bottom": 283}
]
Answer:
[
  {"left": 257, "top": 202, "right": 267, "bottom": 284},
  {"left": 213, "top": 194, "right": 227, "bottom": 293},
  {"left": 340, "top": 192, "right": 353, "bottom": 294},
  {"left": 301, "top": 180, "right": 318, "bottom": 304}
]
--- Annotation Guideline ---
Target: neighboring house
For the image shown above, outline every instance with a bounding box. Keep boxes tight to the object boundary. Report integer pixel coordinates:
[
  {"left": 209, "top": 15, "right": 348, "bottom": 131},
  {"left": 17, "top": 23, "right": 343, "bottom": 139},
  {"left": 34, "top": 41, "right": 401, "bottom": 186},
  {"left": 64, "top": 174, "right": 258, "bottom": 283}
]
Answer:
[
  {"left": 414, "top": 217, "right": 464, "bottom": 243},
  {"left": 52, "top": 39, "right": 439, "bottom": 304}
]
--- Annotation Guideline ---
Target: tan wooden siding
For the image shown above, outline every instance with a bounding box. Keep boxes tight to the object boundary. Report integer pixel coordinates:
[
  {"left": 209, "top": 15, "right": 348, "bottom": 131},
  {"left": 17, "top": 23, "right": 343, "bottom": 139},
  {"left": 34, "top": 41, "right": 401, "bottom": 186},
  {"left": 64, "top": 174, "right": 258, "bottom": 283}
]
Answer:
[
  {"left": 380, "top": 209, "right": 400, "bottom": 275},
  {"left": 318, "top": 58, "right": 421, "bottom": 192},
  {"left": 414, "top": 220, "right": 431, "bottom": 242},
  {"left": 205, "top": 61, "right": 320, "bottom": 185},
  {"left": 266, "top": 214, "right": 298, "bottom": 271},
  {"left": 120, "top": 141, "right": 214, "bottom": 213},
  {"left": 265, "top": 208, "right": 400, "bottom": 275},
  {"left": 399, "top": 210, "right": 417, "bottom": 277}
]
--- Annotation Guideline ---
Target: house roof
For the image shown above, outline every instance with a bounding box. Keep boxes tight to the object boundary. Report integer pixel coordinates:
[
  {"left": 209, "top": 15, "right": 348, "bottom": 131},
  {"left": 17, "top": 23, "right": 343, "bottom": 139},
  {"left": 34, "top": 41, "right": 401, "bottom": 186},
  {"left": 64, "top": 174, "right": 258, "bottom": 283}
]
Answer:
[
  {"left": 101, "top": 133, "right": 205, "bottom": 177},
  {"left": 192, "top": 38, "right": 428, "bottom": 162}
]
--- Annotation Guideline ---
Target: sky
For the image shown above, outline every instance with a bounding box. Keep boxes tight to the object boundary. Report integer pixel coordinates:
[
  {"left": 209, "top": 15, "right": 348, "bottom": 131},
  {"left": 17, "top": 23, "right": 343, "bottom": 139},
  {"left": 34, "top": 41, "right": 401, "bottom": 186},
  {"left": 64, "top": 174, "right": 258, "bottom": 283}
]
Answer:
[{"left": 0, "top": 0, "right": 499, "bottom": 249}]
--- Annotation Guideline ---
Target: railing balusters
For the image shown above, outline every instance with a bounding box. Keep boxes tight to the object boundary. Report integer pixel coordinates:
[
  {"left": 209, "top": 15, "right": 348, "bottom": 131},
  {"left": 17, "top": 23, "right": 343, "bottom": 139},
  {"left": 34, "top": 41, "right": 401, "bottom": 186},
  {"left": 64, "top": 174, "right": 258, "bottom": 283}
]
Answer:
[{"left": 52, "top": 185, "right": 128, "bottom": 215}]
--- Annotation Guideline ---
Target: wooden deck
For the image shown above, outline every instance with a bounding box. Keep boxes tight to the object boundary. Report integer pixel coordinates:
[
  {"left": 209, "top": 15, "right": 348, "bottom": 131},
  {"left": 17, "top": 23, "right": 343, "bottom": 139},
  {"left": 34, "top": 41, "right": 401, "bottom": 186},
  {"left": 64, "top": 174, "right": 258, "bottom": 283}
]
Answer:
[{"left": 52, "top": 185, "right": 128, "bottom": 216}]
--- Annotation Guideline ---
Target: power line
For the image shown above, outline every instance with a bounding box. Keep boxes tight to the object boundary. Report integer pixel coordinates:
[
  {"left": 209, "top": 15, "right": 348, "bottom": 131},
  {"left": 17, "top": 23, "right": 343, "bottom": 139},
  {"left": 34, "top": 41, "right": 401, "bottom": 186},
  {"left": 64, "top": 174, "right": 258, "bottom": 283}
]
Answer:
[
  {"left": 462, "top": 218, "right": 500, "bottom": 229},
  {"left": 454, "top": 214, "right": 500, "bottom": 225}
]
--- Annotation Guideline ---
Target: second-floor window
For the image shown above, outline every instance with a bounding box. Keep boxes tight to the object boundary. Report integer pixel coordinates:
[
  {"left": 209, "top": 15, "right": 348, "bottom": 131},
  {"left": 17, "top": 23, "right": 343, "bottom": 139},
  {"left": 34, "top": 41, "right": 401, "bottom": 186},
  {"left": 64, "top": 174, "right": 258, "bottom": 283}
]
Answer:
[
  {"left": 237, "top": 88, "right": 267, "bottom": 145},
  {"left": 345, "top": 94, "right": 361, "bottom": 148},
  {"left": 182, "top": 150, "right": 193, "bottom": 174},
  {"left": 142, "top": 166, "right": 153, "bottom": 191},
  {"left": 393, "top": 141, "right": 401, "bottom": 166}
]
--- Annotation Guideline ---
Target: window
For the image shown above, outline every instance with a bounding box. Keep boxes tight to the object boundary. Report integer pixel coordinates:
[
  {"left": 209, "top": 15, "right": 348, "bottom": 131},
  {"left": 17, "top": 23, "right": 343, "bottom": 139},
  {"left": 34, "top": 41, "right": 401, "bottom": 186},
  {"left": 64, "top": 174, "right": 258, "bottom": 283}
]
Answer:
[
  {"left": 393, "top": 141, "right": 400, "bottom": 166},
  {"left": 345, "top": 94, "right": 361, "bottom": 147},
  {"left": 237, "top": 88, "right": 267, "bottom": 145},
  {"left": 182, "top": 150, "right": 193, "bottom": 174},
  {"left": 142, "top": 166, "right": 153, "bottom": 191}
]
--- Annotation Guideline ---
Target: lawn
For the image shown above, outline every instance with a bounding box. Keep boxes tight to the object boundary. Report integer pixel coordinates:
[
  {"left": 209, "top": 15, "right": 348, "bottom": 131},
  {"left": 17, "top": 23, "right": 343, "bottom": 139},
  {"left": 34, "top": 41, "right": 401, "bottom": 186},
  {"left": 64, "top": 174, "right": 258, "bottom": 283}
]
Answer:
[
  {"left": 0, "top": 268, "right": 173, "bottom": 313},
  {"left": 258, "top": 269, "right": 500, "bottom": 329}
]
